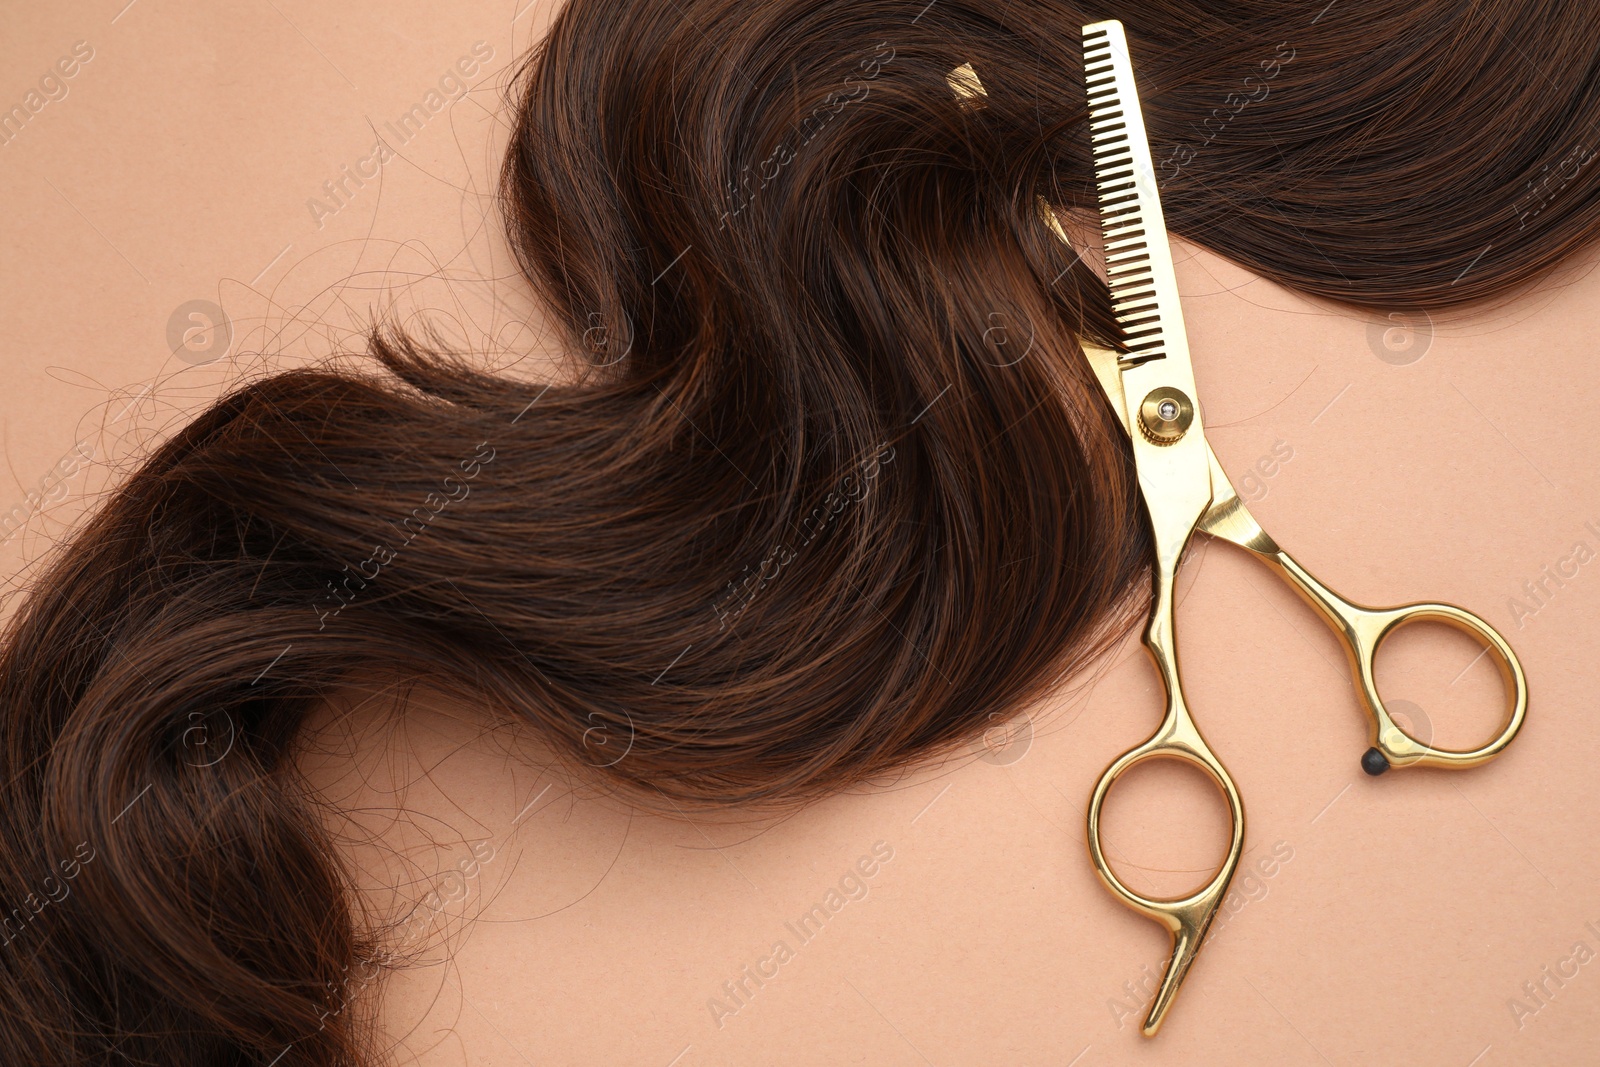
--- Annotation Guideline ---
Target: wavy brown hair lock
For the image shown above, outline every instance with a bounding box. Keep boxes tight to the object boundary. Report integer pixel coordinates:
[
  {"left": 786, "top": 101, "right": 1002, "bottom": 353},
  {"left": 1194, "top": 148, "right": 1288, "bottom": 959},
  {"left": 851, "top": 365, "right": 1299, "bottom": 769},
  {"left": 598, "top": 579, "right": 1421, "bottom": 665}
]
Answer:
[{"left": 2, "top": 0, "right": 1598, "bottom": 1062}]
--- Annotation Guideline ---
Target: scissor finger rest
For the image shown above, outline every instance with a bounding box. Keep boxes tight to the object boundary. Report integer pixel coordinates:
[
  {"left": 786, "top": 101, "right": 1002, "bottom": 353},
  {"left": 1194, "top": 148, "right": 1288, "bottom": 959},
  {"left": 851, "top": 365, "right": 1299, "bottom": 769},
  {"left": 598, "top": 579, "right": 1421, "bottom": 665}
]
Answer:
[{"left": 1086, "top": 724, "right": 1245, "bottom": 1036}]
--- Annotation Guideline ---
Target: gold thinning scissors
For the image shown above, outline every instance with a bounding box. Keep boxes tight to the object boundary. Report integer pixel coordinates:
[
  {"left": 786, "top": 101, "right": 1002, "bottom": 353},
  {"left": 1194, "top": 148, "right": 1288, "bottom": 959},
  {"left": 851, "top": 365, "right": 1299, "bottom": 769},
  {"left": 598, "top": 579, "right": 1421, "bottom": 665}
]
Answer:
[{"left": 1037, "top": 20, "right": 1528, "bottom": 1037}]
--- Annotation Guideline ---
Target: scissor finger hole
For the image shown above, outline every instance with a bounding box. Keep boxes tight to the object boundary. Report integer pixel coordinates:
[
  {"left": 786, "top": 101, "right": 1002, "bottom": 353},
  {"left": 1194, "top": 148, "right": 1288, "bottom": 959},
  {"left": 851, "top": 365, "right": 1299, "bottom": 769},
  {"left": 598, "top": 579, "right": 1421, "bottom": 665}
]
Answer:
[
  {"left": 1372, "top": 615, "right": 1510, "bottom": 750},
  {"left": 1097, "top": 757, "right": 1234, "bottom": 902}
]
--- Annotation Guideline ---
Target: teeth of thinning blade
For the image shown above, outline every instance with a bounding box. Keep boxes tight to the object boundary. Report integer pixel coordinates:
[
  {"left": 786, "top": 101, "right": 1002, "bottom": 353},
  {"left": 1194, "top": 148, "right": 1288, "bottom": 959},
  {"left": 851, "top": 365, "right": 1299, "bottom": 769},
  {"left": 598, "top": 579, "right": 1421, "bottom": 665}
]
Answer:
[{"left": 1082, "top": 21, "right": 1184, "bottom": 370}]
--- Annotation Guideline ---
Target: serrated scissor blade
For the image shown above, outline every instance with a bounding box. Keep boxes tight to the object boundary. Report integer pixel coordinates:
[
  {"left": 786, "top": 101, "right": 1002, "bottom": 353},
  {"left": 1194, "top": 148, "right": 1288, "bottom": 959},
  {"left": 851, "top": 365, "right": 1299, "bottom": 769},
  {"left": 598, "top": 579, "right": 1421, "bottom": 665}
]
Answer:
[
  {"left": 1080, "top": 19, "right": 1212, "bottom": 515},
  {"left": 1082, "top": 21, "right": 1192, "bottom": 373}
]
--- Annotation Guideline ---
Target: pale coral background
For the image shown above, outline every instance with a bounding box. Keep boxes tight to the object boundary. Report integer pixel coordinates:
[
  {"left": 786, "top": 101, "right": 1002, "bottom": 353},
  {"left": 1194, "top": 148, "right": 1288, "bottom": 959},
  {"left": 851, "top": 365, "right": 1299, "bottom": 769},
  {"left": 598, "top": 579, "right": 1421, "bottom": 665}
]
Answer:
[{"left": 3, "top": 3, "right": 1598, "bottom": 1065}]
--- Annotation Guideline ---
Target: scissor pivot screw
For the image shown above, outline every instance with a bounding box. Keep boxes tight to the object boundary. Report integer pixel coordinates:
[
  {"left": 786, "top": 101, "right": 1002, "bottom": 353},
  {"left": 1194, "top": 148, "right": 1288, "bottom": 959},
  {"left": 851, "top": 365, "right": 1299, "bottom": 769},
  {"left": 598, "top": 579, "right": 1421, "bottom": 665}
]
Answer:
[{"left": 1139, "top": 387, "right": 1194, "bottom": 444}]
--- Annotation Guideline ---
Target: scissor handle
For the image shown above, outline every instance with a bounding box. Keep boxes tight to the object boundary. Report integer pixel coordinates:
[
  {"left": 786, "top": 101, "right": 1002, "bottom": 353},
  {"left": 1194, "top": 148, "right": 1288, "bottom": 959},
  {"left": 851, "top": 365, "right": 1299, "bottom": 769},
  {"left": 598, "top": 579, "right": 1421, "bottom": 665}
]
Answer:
[
  {"left": 1087, "top": 717, "right": 1245, "bottom": 1036},
  {"left": 1085, "top": 523, "right": 1246, "bottom": 1037},
  {"left": 1267, "top": 551, "right": 1529, "bottom": 772}
]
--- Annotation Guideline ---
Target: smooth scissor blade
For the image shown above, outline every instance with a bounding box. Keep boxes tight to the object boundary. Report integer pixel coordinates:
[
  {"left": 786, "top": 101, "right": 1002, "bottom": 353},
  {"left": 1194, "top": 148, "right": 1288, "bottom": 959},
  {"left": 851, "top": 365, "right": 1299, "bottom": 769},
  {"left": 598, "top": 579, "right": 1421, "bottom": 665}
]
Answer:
[
  {"left": 1076, "top": 335, "right": 1129, "bottom": 431},
  {"left": 1078, "top": 334, "right": 1231, "bottom": 539},
  {"left": 1078, "top": 337, "right": 1276, "bottom": 554}
]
